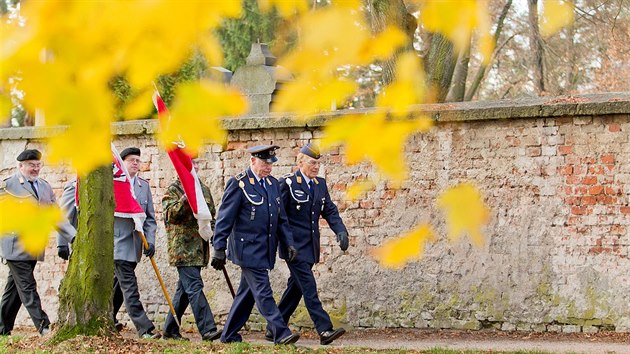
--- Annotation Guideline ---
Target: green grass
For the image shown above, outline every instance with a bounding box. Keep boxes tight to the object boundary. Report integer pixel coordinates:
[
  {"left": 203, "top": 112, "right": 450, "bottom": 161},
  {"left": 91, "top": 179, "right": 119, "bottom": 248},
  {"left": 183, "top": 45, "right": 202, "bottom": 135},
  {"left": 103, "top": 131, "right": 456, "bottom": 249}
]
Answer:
[{"left": 0, "top": 334, "right": 558, "bottom": 354}]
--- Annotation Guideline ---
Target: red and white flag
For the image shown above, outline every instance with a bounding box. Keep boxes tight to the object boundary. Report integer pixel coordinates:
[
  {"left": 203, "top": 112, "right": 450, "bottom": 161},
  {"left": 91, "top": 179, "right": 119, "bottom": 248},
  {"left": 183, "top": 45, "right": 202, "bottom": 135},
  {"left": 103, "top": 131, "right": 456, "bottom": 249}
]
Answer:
[
  {"left": 112, "top": 142, "right": 146, "bottom": 232},
  {"left": 153, "top": 91, "right": 213, "bottom": 241}
]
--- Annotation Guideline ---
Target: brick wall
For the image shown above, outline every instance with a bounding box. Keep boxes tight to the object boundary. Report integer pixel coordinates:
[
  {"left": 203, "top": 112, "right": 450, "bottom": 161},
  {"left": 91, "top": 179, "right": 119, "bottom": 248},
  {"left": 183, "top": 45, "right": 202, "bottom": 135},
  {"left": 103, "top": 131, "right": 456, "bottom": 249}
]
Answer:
[{"left": 1, "top": 93, "right": 629, "bottom": 333}]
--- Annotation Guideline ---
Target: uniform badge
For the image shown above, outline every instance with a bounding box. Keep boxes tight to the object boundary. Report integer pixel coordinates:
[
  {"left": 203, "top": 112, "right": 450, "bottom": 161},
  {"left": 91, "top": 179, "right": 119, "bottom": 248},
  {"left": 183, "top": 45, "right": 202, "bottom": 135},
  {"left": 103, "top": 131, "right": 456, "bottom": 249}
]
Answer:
[
  {"left": 249, "top": 177, "right": 255, "bottom": 185},
  {"left": 239, "top": 180, "right": 245, "bottom": 189},
  {"left": 296, "top": 176, "right": 302, "bottom": 184}
]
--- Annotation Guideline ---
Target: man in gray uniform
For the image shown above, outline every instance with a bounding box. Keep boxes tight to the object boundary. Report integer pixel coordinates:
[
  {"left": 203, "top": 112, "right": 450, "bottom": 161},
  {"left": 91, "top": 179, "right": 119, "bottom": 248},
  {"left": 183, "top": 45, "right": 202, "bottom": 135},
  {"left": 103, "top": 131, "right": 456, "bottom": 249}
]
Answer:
[
  {"left": 111, "top": 147, "right": 160, "bottom": 339},
  {"left": 0, "top": 149, "right": 75, "bottom": 336}
]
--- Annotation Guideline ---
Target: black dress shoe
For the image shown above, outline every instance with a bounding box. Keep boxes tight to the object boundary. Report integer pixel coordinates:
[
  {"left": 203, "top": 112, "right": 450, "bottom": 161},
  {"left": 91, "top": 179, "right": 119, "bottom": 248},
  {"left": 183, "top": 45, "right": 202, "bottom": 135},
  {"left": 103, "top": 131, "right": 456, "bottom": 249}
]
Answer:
[
  {"left": 162, "top": 332, "right": 189, "bottom": 341},
  {"left": 320, "top": 328, "right": 346, "bottom": 345},
  {"left": 264, "top": 329, "right": 273, "bottom": 342},
  {"left": 202, "top": 328, "right": 222, "bottom": 341},
  {"left": 277, "top": 333, "right": 300, "bottom": 345}
]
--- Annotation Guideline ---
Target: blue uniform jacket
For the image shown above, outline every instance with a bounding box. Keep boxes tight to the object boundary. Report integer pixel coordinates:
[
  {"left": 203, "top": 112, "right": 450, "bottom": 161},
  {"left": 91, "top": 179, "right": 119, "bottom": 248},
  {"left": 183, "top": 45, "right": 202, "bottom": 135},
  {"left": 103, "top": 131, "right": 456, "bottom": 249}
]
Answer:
[
  {"left": 213, "top": 168, "right": 294, "bottom": 270},
  {"left": 278, "top": 170, "right": 347, "bottom": 264}
]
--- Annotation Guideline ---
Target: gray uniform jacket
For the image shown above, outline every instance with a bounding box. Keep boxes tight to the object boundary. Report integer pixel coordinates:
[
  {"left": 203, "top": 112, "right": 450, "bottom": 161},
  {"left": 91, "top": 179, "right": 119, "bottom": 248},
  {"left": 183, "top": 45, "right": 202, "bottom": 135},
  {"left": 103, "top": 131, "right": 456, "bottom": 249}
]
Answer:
[
  {"left": 57, "top": 180, "right": 77, "bottom": 249},
  {"left": 0, "top": 172, "right": 75, "bottom": 261},
  {"left": 114, "top": 176, "right": 157, "bottom": 263}
]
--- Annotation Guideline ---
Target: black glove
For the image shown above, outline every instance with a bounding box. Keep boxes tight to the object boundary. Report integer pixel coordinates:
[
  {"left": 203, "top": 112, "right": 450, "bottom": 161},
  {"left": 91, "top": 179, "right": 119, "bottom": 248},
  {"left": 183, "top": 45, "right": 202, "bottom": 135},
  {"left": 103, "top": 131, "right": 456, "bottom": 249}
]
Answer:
[
  {"left": 58, "top": 245, "right": 70, "bottom": 260},
  {"left": 211, "top": 249, "right": 226, "bottom": 270},
  {"left": 287, "top": 246, "right": 298, "bottom": 262},
  {"left": 337, "top": 232, "right": 349, "bottom": 251},
  {"left": 144, "top": 243, "right": 155, "bottom": 258}
]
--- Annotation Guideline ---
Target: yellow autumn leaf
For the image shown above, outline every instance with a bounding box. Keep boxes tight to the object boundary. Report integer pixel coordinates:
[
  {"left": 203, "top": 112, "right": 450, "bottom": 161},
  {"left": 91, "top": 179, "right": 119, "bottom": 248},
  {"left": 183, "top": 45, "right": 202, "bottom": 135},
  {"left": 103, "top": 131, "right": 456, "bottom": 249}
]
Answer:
[
  {"left": 437, "top": 182, "right": 489, "bottom": 247},
  {"left": 345, "top": 179, "right": 376, "bottom": 202},
  {"left": 321, "top": 113, "right": 430, "bottom": 184},
  {"left": 371, "top": 224, "right": 436, "bottom": 269},
  {"left": 123, "top": 89, "right": 155, "bottom": 120},
  {"left": 376, "top": 52, "right": 426, "bottom": 116},
  {"left": 159, "top": 81, "right": 247, "bottom": 154},
  {"left": 259, "top": 0, "right": 309, "bottom": 17},
  {"left": 272, "top": 75, "right": 357, "bottom": 117},
  {"left": 420, "top": 0, "right": 489, "bottom": 54},
  {"left": 540, "top": 0, "right": 575, "bottom": 37},
  {"left": 359, "top": 26, "right": 409, "bottom": 63},
  {"left": 0, "top": 196, "right": 62, "bottom": 255}
]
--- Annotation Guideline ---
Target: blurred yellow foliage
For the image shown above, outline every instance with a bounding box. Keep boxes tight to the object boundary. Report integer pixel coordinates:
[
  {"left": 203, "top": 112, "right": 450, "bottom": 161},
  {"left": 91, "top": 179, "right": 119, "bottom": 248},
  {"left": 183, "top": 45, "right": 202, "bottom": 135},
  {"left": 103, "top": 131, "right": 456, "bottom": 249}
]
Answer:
[
  {"left": 437, "top": 182, "right": 489, "bottom": 247},
  {"left": 0, "top": 196, "right": 62, "bottom": 255},
  {"left": 371, "top": 224, "right": 436, "bottom": 269},
  {"left": 418, "top": 0, "right": 494, "bottom": 64},
  {"left": 540, "top": 0, "right": 575, "bottom": 37},
  {"left": 321, "top": 113, "right": 432, "bottom": 184},
  {"left": 158, "top": 81, "right": 248, "bottom": 154},
  {"left": 1, "top": 0, "right": 242, "bottom": 174},
  {"left": 345, "top": 180, "right": 376, "bottom": 202}
]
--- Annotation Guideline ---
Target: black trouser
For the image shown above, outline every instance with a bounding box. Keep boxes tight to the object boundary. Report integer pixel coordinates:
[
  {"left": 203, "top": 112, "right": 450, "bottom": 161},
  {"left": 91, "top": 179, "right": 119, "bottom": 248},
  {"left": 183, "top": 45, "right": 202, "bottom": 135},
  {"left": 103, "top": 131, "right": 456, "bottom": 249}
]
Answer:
[
  {"left": 0, "top": 260, "right": 50, "bottom": 334},
  {"left": 270, "top": 260, "right": 333, "bottom": 334},
  {"left": 112, "top": 260, "right": 154, "bottom": 336},
  {"left": 163, "top": 266, "right": 217, "bottom": 336}
]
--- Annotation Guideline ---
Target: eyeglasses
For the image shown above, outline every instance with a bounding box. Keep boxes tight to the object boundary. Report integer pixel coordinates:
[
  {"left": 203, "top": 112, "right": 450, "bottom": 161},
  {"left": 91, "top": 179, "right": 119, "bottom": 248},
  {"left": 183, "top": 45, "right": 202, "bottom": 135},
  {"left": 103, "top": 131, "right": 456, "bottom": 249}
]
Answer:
[
  {"left": 125, "top": 158, "right": 141, "bottom": 164},
  {"left": 306, "top": 160, "right": 321, "bottom": 166}
]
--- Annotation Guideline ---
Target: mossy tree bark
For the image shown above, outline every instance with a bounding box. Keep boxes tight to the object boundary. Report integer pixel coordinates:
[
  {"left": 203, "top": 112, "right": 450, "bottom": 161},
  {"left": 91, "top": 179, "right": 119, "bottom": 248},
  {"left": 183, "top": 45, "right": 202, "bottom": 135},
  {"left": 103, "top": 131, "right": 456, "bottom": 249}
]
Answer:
[{"left": 55, "top": 164, "right": 115, "bottom": 340}]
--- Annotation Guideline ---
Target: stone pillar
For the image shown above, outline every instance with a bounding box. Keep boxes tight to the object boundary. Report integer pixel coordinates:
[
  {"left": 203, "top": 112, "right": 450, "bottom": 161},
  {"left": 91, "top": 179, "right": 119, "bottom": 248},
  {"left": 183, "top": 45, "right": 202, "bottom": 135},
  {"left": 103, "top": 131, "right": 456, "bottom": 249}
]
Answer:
[{"left": 230, "top": 43, "right": 291, "bottom": 115}]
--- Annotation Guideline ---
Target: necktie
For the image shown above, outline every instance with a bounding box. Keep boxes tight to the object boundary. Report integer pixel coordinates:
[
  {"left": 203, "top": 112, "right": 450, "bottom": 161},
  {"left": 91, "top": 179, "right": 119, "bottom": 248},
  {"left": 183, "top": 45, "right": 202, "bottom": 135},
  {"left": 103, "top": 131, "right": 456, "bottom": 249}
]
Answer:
[
  {"left": 308, "top": 180, "right": 314, "bottom": 198},
  {"left": 29, "top": 180, "right": 39, "bottom": 199},
  {"left": 259, "top": 179, "right": 266, "bottom": 189}
]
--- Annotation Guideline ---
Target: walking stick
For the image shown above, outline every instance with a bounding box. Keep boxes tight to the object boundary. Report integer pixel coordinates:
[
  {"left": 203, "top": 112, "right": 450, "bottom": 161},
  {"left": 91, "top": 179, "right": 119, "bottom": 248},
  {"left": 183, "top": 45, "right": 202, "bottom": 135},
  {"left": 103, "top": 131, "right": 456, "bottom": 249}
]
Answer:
[
  {"left": 222, "top": 266, "right": 236, "bottom": 298},
  {"left": 138, "top": 231, "right": 180, "bottom": 327}
]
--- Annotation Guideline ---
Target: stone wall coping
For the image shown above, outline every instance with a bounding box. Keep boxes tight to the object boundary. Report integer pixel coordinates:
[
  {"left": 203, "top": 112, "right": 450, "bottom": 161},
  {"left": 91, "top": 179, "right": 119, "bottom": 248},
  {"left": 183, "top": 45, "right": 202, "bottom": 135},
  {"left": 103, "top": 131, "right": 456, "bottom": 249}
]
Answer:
[{"left": 1, "top": 92, "right": 628, "bottom": 140}]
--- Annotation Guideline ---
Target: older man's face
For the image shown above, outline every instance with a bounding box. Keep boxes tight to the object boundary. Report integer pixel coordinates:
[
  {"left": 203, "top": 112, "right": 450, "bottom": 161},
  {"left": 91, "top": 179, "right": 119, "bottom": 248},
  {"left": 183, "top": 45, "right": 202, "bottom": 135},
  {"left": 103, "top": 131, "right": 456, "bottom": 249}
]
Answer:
[
  {"left": 299, "top": 155, "right": 320, "bottom": 179},
  {"left": 19, "top": 160, "right": 41, "bottom": 181},
  {"left": 251, "top": 157, "right": 273, "bottom": 178}
]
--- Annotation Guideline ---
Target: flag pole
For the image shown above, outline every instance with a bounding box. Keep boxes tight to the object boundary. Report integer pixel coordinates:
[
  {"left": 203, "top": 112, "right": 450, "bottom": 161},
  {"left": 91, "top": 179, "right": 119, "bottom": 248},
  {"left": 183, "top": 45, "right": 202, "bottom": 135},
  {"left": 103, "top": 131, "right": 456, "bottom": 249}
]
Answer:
[{"left": 137, "top": 230, "right": 180, "bottom": 327}]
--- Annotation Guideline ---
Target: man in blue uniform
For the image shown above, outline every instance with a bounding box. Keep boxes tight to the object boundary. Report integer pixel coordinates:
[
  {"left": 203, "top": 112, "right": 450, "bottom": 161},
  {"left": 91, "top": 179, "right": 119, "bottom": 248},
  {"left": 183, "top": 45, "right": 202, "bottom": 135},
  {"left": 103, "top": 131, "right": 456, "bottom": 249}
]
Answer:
[
  {"left": 211, "top": 145, "right": 300, "bottom": 345},
  {"left": 267, "top": 143, "right": 349, "bottom": 345}
]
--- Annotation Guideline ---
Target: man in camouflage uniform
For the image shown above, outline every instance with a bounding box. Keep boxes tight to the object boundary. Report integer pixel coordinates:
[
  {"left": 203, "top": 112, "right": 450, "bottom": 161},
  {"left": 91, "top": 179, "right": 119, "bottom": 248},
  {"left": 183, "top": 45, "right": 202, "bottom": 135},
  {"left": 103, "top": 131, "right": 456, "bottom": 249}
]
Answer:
[{"left": 161, "top": 158, "right": 221, "bottom": 341}]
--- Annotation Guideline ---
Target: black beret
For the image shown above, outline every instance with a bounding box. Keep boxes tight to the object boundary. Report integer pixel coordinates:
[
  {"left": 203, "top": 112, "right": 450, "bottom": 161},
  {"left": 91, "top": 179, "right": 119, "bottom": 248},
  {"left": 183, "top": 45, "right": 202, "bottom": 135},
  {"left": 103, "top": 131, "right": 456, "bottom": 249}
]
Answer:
[
  {"left": 120, "top": 147, "right": 141, "bottom": 160},
  {"left": 300, "top": 143, "right": 321, "bottom": 159},
  {"left": 248, "top": 145, "right": 279, "bottom": 163},
  {"left": 17, "top": 149, "right": 42, "bottom": 161}
]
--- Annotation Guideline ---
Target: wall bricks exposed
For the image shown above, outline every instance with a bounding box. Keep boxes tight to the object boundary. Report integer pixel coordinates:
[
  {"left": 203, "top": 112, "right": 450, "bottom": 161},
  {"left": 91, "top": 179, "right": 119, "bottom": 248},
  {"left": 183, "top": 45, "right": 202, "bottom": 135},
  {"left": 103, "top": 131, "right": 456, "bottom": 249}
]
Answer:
[{"left": 1, "top": 94, "right": 629, "bottom": 333}]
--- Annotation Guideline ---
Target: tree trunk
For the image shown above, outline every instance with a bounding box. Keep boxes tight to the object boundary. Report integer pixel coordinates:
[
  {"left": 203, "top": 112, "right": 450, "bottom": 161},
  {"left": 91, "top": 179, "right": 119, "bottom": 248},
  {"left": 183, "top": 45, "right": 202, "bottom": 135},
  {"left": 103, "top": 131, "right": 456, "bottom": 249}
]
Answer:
[
  {"left": 465, "top": 0, "right": 512, "bottom": 101},
  {"left": 446, "top": 45, "right": 470, "bottom": 102},
  {"left": 528, "top": 0, "right": 546, "bottom": 94},
  {"left": 425, "top": 33, "right": 457, "bottom": 102},
  {"left": 55, "top": 164, "right": 115, "bottom": 340},
  {"left": 365, "top": 0, "right": 416, "bottom": 85}
]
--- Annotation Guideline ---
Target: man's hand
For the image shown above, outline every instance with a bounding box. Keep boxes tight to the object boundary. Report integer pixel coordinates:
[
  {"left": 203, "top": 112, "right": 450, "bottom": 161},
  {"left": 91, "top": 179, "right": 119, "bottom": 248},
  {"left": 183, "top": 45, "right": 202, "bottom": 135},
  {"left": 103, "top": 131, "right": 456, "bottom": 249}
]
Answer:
[
  {"left": 58, "top": 245, "right": 70, "bottom": 260},
  {"left": 211, "top": 249, "right": 226, "bottom": 270},
  {"left": 144, "top": 243, "right": 155, "bottom": 258},
  {"left": 287, "top": 246, "right": 298, "bottom": 262},
  {"left": 336, "top": 232, "right": 349, "bottom": 251}
]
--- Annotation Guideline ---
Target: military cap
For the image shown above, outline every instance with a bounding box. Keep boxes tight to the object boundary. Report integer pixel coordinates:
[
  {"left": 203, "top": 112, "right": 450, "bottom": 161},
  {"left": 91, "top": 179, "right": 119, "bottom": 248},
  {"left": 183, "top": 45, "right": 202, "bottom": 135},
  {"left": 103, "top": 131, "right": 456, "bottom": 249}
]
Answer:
[
  {"left": 300, "top": 143, "right": 321, "bottom": 159},
  {"left": 120, "top": 147, "right": 141, "bottom": 160},
  {"left": 248, "top": 145, "right": 279, "bottom": 163},
  {"left": 16, "top": 149, "right": 42, "bottom": 161}
]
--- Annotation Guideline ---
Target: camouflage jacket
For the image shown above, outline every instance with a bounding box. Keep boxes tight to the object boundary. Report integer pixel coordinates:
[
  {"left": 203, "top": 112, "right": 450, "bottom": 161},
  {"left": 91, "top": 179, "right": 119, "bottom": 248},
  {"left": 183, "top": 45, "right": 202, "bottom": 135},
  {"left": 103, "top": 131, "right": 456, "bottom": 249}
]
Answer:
[{"left": 163, "top": 180, "right": 216, "bottom": 267}]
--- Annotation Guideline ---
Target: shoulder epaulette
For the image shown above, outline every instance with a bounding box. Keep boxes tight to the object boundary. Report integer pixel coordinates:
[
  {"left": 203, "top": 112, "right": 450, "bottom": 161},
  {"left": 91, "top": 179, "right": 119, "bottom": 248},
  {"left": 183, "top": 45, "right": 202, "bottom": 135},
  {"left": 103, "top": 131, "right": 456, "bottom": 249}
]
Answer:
[
  {"left": 235, "top": 171, "right": 246, "bottom": 180},
  {"left": 281, "top": 172, "right": 294, "bottom": 179}
]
